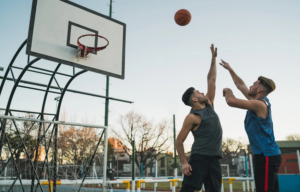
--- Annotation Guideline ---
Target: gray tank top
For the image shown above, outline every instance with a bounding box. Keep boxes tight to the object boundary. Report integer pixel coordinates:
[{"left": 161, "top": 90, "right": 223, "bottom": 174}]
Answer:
[{"left": 190, "top": 103, "right": 223, "bottom": 157}]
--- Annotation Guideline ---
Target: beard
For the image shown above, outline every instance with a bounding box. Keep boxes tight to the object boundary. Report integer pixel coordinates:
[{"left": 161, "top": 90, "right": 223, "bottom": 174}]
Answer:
[
  {"left": 248, "top": 90, "right": 257, "bottom": 97},
  {"left": 197, "top": 96, "right": 208, "bottom": 104}
]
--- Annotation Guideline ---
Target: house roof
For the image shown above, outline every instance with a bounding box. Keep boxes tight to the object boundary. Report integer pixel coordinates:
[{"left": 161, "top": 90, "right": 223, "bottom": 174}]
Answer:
[{"left": 276, "top": 140, "right": 300, "bottom": 148}]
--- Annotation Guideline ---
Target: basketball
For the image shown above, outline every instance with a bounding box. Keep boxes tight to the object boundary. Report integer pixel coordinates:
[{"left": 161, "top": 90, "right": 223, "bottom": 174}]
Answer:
[{"left": 174, "top": 9, "right": 191, "bottom": 26}]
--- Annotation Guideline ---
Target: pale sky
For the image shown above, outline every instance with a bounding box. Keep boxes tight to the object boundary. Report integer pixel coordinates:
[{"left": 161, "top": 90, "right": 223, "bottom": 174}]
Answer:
[{"left": 0, "top": 0, "right": 300, "bottom": 151}]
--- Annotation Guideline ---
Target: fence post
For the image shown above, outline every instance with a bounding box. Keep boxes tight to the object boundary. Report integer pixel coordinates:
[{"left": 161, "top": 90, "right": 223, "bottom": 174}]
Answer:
[
  {"left": 170, "top": 179, "right": 179, "bottom": 192},
  {"left": 154, "top": 160, "right": 158, "bottom": 192},
  {"left": 103, "top": 129, "right": 108, "bottom": 192},
  {"left": 251, "top": 180, "right": 254, "bottom": 192},
  {"left": 221, "top": 178, "right": 224, "bottom": 192},
  {"left": 141, "top": 163, "right": 143, "bottom": 178},
  {"left": 137, "top": 180, "right": 145, "bottom": 192},
  {"left": 247, "top": 180, "right": 250, "bottom": 192},
  {"left": 123, "top": 180, "right": 130, "bottom": 192},
  {"left": 132, "top": 140, "right": 135, "bottom": 192},
  {"left": 229, "top": 178, "right": 235, "bottom": 192},
  {"left": 243, "top": 180, "right": 246, "bottom": 191},
  {"left": 136, "top": 180, "right": 141, "bottom": 192}
]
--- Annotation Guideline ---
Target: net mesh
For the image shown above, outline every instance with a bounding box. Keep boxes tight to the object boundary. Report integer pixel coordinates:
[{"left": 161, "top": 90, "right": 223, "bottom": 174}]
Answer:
[{"left": 0, "top": 116, "right": 106, "bottom": 192}]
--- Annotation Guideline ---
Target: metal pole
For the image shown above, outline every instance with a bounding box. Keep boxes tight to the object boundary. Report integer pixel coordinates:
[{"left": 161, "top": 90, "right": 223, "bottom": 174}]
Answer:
[
  {"left": 0, "top": 39, "right": 27, "bottom": 96},
  {"left": 82, "top": 165, "right": 84, "bottom": 178},
  {"left": 249, "top": 154, "right": 254, "bottom": 178},
  {"left": 103, "top": 129, "right": 108, "bottom": 192},
  {"left": 297, "top": 150, "right": 300, "bottom": 173},
  {"left": 105, "top": 1, "right": 113, "bottom": 122},
  {"left": 0, "top": 58, "right": 40, "bottom": 156},
  {"left": 117, "top": 154, "right": 119, "bottom": 177},
  {"left": 104, "top": 0, "right": 112, "bottom": 171},
  {"left": 132, "top": 140, "right": 135, "bottom": 192},
  {"left": 227, "top": 165, "right": 229, "bottom": 177},
  {"left": 154, "top": 160, "right": 157, "bottom": 192},
  {"left": 245, "top": 155, "right": 249, "bottom": 192},
  {"left": 173, "top": 115, "right": 177, "bottom": 176},
  {"left": 4, "top": 149, "right": 8, "bottom": 179},
  {"left": 141, "top": 163, "right": 143, "bottom": 177},
  {"left": 245, "top": 155, "right": 248, "bottom": 177}
]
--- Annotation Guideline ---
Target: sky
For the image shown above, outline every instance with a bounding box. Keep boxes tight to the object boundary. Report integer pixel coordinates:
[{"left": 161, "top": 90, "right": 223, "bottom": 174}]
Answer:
[{"left": 0, "top": 0, "right": 300, "bottom": 151}]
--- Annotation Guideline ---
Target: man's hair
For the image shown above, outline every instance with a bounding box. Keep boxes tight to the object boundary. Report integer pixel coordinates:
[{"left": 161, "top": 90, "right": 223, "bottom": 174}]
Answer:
[
  {"left": 258, "top": 76, "right": 276, "bottom": 95},
  {"left": 188, "top": 92, "right": 196, "bottom": 107}
]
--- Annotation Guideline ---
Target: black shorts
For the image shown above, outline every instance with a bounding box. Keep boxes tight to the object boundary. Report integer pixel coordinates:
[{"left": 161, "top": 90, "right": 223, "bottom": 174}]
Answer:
[
  {"left": 253, "top": 153, "right": 282, "bottom": 192},
  {"left": 180, "top": 154, "right": 221, "bottom": 192}
]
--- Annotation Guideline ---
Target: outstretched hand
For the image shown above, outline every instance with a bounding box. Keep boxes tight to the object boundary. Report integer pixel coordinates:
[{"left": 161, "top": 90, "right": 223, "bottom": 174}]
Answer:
[
  {"left": 210, "top": 44, "right": 217, "bottom": 58},
  {"left": 219, "top": 59, "right": 231, "bottom": 70}
]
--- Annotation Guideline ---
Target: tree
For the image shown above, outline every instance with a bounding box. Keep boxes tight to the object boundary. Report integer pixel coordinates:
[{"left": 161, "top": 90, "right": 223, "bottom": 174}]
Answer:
[
  {"left": 54, "top": 110, "right": 103, "bottom": 166},
  {"left": 286, "top": 134, "right": 300, "bottom": 141},
  {"left": 57, "top": 125, "right": 98, "bottom": 165},
  {"left": 222, "top": 138, "right": 245, "bottom": 165},
  {"left": 2, "top": 114, "right": 38, "bottom": 163},
  {"left": 112, "top": 110, "right": 172, "bottom": 175}
]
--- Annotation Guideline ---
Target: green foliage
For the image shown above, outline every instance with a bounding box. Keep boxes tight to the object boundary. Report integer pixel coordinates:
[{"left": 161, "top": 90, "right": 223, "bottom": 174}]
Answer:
[{"left": 6, "top": 131, "right": 36, "bottom": 160}]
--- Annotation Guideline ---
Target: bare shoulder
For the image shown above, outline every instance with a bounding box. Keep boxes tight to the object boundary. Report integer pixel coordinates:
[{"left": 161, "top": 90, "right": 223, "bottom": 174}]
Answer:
[
  {"left": 252, "top": 99, "right": 268, "bottom": 108},
  {"left": 185, "top": 113, "right": 201, "bottom": 125},
  {"left": 258, "top": 98, "right": 269, "bottom": 110}
]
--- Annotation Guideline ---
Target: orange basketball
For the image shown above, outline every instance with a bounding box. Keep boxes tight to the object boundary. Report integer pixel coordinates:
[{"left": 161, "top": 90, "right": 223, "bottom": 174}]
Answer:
[{"left": 174, "top": 9, "right": 191, "bottom": 26}]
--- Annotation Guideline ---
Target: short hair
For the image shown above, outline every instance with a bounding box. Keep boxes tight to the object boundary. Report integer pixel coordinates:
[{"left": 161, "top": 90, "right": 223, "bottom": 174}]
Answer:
[
  {"left": 258, "top": 76, "right": 276, "bottom": 95},
  {"left": 188, "top": 92, "right": 196, "bottom": 107},
  {"left": 182, "top": 87, "right": 195, "bottom": 106}
]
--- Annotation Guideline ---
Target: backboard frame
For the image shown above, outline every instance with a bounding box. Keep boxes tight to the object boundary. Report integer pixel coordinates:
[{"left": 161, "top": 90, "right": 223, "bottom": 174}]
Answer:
[{"left": 26, "top": 0, "right": 126, "bottom": 79}]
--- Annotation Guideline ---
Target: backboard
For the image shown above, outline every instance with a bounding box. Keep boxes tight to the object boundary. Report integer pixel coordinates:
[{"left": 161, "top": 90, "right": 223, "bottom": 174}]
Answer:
[{"left": 26, "top": 0, "right": 126, "bottom": 79}]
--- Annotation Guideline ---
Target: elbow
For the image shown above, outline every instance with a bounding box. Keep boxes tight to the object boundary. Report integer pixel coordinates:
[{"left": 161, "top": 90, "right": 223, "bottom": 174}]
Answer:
[
  {"left": 226, "top": 98, "right": 235, "bottom": 107},
  {"left": 175, "top": 140, "right": 183, "bottom": 148}
]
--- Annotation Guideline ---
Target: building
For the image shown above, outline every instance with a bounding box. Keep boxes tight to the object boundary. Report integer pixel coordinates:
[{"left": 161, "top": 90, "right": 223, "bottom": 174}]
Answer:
[
  {"left": 248, "top": 140, "right": 300, "bottom": 174},
  {"left": 157, "top": 152, "right": 182, "bottom": 177},
  {"left": 108, "top": 137, "right": 131, "bottom": 176},
  {"left": 277, "top": 141, "right": 300, "bottom": 174},
  {"left": 31, "top": 146, "right": 45, "bottom": 161}
]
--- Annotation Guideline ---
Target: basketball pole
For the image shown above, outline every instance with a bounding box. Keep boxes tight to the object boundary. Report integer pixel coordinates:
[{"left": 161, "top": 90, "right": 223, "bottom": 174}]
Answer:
[
  {"left": 105, "top": 0, "right": 113, "bottom": 168},
  {"left": 104, "top": 0, "right": 113, "bottom": 133}
]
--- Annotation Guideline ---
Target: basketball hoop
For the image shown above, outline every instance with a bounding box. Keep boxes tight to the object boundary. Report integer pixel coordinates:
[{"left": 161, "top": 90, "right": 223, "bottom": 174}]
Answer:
[{"left": 76, "top": 34, "right": 109, "bottom": 60}]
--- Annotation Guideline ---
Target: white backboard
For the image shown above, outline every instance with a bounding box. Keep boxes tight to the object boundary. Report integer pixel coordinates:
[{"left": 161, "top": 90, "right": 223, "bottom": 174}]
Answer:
[{"left": 27, "top": 0, "right": 126, "bottom": 79}]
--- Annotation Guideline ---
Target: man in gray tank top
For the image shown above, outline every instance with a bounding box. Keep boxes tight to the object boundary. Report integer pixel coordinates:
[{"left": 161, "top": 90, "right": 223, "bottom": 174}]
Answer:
[{"left": 175, "top": 44, "right": 223, "bottom": 192}]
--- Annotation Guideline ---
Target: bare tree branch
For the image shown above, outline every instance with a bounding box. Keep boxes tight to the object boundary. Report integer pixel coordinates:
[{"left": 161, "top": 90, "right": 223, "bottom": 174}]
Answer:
[{"left": 111, "top": 110, "right": 173, "bottom": 174}]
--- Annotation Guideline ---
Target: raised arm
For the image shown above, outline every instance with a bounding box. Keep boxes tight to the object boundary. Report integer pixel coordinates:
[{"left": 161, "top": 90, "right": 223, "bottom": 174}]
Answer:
[
  {"left": 220, "top": 60, "right": 251, "bottom": 100},
  {"left": 206, "top": 44, "right": 218, "bottom": 105},
  {"left": 223, "top": 88, "right": 268, "bottom": 118}
]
